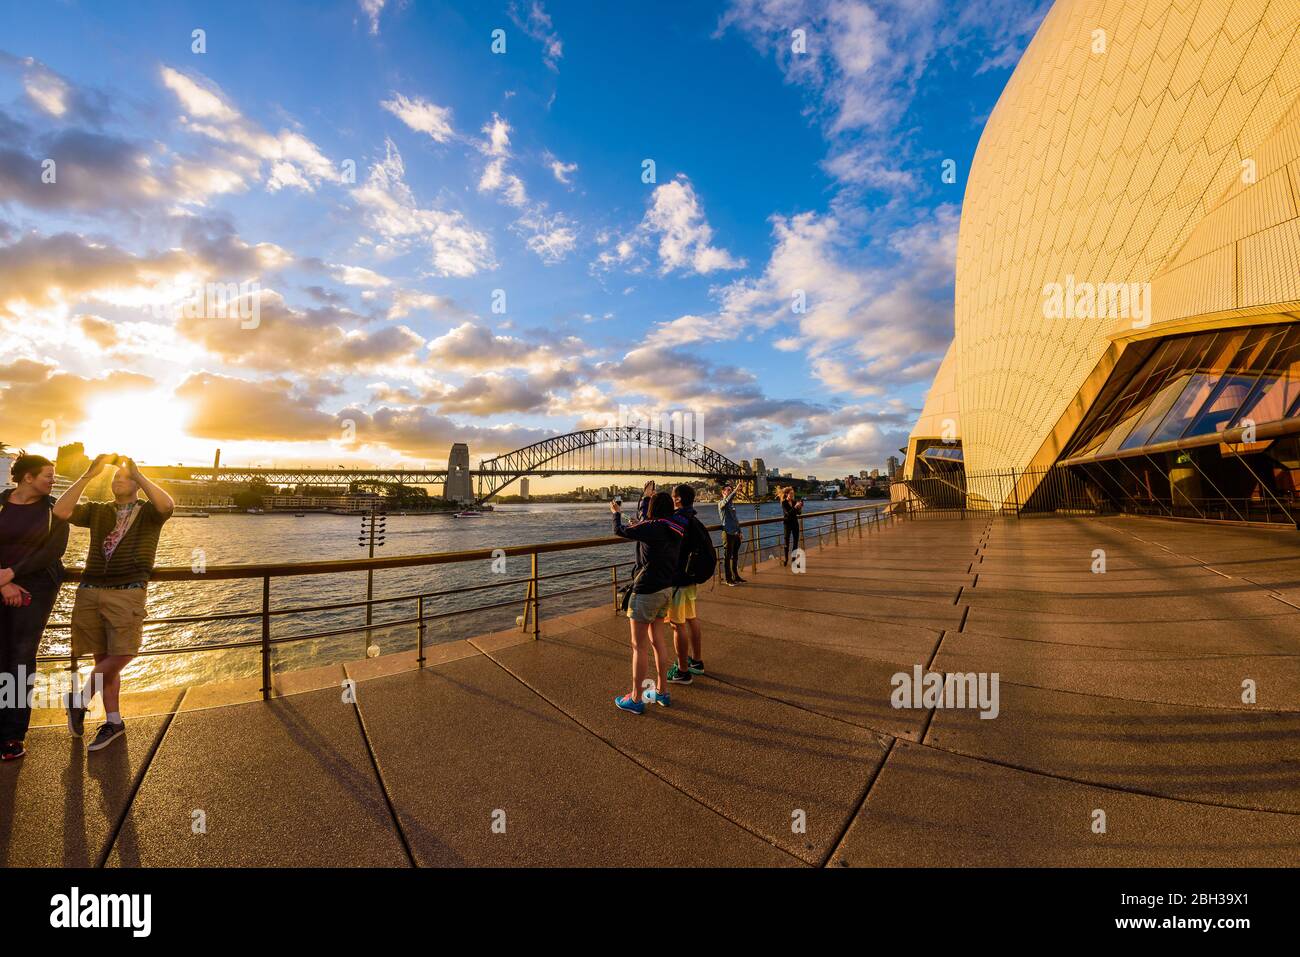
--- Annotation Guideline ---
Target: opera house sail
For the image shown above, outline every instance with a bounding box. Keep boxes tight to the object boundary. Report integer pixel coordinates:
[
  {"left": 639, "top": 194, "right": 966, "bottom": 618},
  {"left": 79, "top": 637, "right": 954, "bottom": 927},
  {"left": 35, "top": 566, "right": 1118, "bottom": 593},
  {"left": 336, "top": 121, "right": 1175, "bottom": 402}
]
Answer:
[{"left": 902, "top": 0, "right": 1300, "bottom": 524}]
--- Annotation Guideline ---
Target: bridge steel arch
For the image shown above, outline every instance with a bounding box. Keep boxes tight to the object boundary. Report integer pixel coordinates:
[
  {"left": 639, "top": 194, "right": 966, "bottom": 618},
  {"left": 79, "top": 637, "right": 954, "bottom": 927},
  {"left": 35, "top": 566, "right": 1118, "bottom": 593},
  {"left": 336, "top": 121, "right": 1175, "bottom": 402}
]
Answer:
[{"left": 474, "top": 426, "right": 747, "bottom": 504}]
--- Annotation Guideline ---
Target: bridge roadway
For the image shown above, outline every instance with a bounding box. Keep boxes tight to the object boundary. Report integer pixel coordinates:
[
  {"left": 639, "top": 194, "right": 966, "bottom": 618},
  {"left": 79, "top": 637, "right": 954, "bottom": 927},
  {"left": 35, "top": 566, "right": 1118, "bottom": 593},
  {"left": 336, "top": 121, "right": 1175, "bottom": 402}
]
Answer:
[{"left": 3, "top": 514, "right": 1298, "bottom": 866}]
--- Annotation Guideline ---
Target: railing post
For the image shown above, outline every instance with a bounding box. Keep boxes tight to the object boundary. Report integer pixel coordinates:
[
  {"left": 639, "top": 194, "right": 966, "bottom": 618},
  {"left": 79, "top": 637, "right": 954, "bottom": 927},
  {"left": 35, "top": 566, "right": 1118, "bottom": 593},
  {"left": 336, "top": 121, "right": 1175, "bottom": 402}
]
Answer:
[
  {"left": 365, "top": 567, "right": 374, "bottom": 650},
  {"left": 832, "top": 513, "right": 839, "bottom": 546},
  {"left": 611, "top": 566, "right": 620, "bottom": 614},
  {"left": 260, "top": 575, "right": 271, "bottom": 701},
  {"left": 530, "top": 551, "right": 541, "bottom": 640},
  {"left": 416, "top": 595, "right": 426, "bottom": 668}
]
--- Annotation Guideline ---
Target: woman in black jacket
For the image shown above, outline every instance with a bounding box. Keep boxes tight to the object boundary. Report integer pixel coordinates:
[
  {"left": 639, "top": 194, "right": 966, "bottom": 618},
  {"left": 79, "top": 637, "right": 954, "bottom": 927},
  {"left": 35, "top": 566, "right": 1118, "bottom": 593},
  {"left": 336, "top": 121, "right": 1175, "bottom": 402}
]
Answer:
[
  {"left": 0, "top": 453, "right": 70, "bottom": 760},
  {"left": 781, "top": 486, "right": 803, "bottom": 568},
  {"left": 611, "top": 491, "right": 683, "bottom": 714}
]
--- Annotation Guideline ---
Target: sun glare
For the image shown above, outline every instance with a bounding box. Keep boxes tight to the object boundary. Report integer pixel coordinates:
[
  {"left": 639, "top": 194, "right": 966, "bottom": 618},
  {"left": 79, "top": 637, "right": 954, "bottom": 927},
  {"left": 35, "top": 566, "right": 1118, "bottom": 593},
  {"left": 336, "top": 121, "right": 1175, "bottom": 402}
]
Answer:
[{"left": 76, "top": 392, "right": 194, "bottom": 466}]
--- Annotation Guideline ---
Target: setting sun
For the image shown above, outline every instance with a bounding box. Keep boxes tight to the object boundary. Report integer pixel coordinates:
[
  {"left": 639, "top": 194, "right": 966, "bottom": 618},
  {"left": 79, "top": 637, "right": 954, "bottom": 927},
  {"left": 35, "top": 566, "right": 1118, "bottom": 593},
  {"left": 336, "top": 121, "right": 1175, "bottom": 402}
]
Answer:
[{"left": 76, "top": 391, "right": 194, "bottom": 466}]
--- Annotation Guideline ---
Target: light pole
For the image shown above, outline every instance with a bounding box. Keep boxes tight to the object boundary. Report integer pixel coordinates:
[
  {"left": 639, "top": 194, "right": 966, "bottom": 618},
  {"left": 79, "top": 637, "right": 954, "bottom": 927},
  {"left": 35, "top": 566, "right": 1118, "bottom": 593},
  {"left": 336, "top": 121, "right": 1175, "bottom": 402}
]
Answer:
[{"left": 359, "top": 499, "right": 386, "bottom": 654}]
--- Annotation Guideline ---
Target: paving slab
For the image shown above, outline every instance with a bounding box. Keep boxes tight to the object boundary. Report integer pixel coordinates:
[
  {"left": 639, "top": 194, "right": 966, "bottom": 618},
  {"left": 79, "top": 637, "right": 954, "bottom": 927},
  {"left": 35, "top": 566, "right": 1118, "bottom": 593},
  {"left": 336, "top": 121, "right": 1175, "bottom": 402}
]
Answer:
[
  {"left": 701, "top": 583, "right": 964, "bottom": 632},
  {"left": 354, "top": 659, "right": 796, "bottom": 867},
  {"left": 0, "top": 710, "right": 174, "bottom": 867},
  {"left": 923, "top": 680, "right": 1300, "bottom": 813},
  {"left": 935, "top": 629, "right": 1300, "bottom": 710},
  {"left": 964, "top": 582, "right": 1294, "bottom": 620},
  {"left": 690, "top": 593, "right": 943, "bottom": 663},
  {"left": 831, "top": 741, "right": 1300, "bottom": 867},
  {"left": 963, "top": 604, "right": 1300, "bottom": 655},
  {"left": 481, "top": 627, "right": 888, "bottom": 864},
  {"left": 743, "top": 571, "right": 963, "bottom": 603},
  {"left": 105, "top": 687, "right": 409, "bottom": 867},
  {"left": 579, "top": 617, "right": 930, "bottom": 738}
]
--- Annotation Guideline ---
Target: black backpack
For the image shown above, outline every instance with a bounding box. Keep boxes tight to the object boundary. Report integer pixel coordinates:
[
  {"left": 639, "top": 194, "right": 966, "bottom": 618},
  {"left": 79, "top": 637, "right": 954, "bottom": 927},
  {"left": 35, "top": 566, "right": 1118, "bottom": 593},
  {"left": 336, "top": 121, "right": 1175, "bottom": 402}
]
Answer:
[{"left": 679, "top": 515, "right": 717, "bottom": 585}]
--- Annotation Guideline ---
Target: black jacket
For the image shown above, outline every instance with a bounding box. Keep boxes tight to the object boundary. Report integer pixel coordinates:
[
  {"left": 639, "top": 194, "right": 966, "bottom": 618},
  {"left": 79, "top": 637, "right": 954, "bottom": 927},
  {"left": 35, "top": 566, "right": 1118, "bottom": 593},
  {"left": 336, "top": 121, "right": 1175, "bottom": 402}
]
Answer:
[
  {"left": 0, "top": 489, "right": 69, "bottom": 592},
  {"left": 782, "top": 499, "right": 802, "bottom": 527},
  {"left": 670, "top": 506, "right": 712, "bottom": 587},
  {"left": 614, "top": 512, "right": 684, "bottom": 593}
]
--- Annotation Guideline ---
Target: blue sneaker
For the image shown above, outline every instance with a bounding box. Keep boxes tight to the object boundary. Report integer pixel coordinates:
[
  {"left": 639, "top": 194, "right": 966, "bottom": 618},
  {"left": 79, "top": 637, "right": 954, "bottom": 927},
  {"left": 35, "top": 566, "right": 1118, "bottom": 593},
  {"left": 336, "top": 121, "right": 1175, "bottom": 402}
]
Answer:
[
  {"left": 614, "top": 693, "right": 645, "bottom": 715},
  {"left": 667, "top": 663, "right": 692, "bottom": 684},
  {"left": 646, "top": 688, "right": 671, "bottom": 708},
  {"left": 687, "top": 657, "right": 704, "bottom": 675}
]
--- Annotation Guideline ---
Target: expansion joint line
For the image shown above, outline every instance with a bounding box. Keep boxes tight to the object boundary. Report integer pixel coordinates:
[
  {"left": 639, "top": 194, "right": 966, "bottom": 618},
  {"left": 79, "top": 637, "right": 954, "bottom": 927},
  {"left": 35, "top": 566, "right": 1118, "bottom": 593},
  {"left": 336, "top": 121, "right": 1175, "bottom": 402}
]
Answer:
[
  {"left": 824, "top": 737, "right": 897, "bottom": 868},
  {"left": 98, "top": 688, "right": 188, "bottom": 868},
  {"left": 350, "top": 692, "right": 418, "bottom": 867}
]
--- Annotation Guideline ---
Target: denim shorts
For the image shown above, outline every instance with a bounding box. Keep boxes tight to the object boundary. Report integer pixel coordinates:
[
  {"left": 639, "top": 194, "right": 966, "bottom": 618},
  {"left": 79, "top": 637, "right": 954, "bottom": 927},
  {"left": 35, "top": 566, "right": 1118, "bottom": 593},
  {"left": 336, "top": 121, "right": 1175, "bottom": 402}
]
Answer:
[{"left": 626, "top": 587, "right": 671, "bottom": 623}]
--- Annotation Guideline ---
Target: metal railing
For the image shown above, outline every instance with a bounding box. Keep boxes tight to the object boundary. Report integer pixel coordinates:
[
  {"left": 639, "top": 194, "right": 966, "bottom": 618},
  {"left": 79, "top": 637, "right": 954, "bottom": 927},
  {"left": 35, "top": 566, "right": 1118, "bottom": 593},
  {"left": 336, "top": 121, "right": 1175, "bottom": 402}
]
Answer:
[
  {"left": 36, "top": 501, "right": 895, "bottom": 699},
  {"left": 894, "top": 463, "right": 1300, "bottom": 527}
]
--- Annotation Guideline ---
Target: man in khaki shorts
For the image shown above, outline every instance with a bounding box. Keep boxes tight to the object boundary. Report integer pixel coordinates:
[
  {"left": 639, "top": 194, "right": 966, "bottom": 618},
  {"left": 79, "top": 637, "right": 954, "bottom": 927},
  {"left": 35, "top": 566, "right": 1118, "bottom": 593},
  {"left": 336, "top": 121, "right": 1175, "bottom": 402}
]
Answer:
[
  {"left": 664, "top": 484, "right": 712, "bottom": 685},
  {"left": 54, "top": 454, "right": 173, "bottom": 752}
]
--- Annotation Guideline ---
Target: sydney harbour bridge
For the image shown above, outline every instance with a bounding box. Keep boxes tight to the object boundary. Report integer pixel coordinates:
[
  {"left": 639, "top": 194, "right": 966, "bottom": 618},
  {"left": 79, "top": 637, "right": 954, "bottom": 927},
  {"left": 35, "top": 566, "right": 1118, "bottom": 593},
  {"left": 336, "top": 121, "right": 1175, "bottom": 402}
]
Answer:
[{"left": 183, "top": 426, "right": 771, "bottom": 505}]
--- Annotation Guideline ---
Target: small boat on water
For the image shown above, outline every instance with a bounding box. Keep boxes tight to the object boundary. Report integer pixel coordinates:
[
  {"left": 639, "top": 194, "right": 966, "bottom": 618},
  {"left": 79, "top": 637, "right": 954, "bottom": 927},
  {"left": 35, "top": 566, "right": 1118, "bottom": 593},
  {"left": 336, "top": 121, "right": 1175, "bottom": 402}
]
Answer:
[
  {"left": 294, "top": 513, "right": 306, "bottom": 517},
  {"left": 454, "top": 509, "right": 485, "bottom": 518},
  {"left": 174, "top": 510, "right": 210, "bottom": 518}
]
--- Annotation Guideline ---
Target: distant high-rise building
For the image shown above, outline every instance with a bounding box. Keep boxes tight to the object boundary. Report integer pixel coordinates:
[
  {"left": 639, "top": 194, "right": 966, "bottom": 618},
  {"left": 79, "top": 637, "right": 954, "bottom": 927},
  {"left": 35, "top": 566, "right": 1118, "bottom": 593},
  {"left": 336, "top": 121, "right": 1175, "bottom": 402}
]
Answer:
[
  {"left": 887, "top": 456, "right": 900, "bottom": 479},
  {"left": 870, "top": 468, "right": 880, "bottom": 478},
  {"left": 519, "top": 477, "right": 530, "bottom": 500}
]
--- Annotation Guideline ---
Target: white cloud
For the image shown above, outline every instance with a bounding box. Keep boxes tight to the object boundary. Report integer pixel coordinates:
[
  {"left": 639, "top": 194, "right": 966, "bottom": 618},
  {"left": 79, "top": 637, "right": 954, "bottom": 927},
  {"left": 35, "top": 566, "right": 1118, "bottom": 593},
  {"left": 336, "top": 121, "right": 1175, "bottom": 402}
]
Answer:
[
  {"left": 355, "top": 139, "right": 495, "bottom": 277},
  {"left": 644, "top": 204, "right": 958, "bottom": 396},
  {"left": 514, "top": 210, "right": 578, "bottom": 264},
  {"left": 546, "top": 151, "right": 578, "bottom": 185},
  {"left": 508, "top": 1, "right": 564, "bottom": 71},
  {"left": 331, "top": 263, "right": 391, "bottom": 287},
  {"left": 160, "top": 66, "right": 335, "bottom": 193},
  {"left": 645, "top": 177, "right": 746, "bottom": 274},
  {"left": 474, "top": 115, "right": 582, "bottom": 263},
  {"left": 159, "top": 67, "right": 239, "bottom": 122},
  {"left": 595, "top": 174, "right": 745, "bottom": 277},
  {"left": 23, "top": 66, "right": 70, "bottom": 117},
  {"left": 481, "top": 114, "right": 511, "bottom": 157},
  {"left": 381, "top": 93, "right": 455, "bottom": 143},
  {"left": 479, "top": 156, "right": 528, "bottom": 208},
  {"left": 386, "top": 289, "right": 463, "bottom": 320},
  {"left": 359, "top": 0, "right": 387, "bottom": 35},
  {"left": 476, "top": 114, "right": 528, "bottom": 207},
  {"left": 720, "top": 0, "right": 1049, "bottom": 189}
]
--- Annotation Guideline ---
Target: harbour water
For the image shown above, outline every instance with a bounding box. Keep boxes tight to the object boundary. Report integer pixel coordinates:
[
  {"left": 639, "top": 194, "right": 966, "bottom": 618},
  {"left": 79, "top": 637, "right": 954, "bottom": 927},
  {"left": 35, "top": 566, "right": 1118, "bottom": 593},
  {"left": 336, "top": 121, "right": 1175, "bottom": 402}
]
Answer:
[{"left": 41, "top": 499, "right": 875, "bottom": 691}]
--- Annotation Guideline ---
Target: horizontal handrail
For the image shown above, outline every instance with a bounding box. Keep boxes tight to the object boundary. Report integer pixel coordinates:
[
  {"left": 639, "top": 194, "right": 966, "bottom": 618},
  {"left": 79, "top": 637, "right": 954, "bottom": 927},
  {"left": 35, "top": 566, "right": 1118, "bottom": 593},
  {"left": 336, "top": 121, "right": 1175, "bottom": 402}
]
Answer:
[
  {"left": 52, "top": 501, "right": 889, "bottom": 580},
  {"left": 34, "top": 502, "right": 893, "bottom": 695}
]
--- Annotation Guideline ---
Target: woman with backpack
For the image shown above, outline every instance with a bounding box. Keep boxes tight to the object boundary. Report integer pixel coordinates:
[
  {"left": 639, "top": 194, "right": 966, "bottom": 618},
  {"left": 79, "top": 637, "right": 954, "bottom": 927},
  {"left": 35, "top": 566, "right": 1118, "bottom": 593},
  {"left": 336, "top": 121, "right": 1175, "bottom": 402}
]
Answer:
[
  {"left": 0, "top": 452, "right": 70, "bottom": 761},
  {"left": 611, "top": 491, "right": 682, "bottom": 714}
]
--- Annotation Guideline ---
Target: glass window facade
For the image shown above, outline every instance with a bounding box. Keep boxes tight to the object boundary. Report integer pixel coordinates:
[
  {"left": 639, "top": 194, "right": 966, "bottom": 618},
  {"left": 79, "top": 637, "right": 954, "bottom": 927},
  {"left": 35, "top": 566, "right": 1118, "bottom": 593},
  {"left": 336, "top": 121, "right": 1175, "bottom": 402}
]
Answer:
[{"left": 1061, "top": 322, "right": 1300, "bottom": 463}]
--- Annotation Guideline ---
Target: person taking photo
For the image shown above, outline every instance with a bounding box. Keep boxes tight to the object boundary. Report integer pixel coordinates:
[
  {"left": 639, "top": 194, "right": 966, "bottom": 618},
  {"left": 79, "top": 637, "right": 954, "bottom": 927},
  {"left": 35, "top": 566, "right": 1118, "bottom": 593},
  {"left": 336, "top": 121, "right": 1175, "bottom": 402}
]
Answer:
[{"left": 55, "top": 453, "right": 173, "bottom": 752}]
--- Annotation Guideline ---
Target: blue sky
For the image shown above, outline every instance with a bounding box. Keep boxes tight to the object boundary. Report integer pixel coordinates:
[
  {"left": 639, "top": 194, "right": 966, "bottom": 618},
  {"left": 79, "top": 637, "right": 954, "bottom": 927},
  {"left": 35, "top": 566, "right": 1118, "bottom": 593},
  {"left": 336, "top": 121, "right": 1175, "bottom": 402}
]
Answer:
[{"left": 0, "top": 0, "right": 1048, "bottom": 478}]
